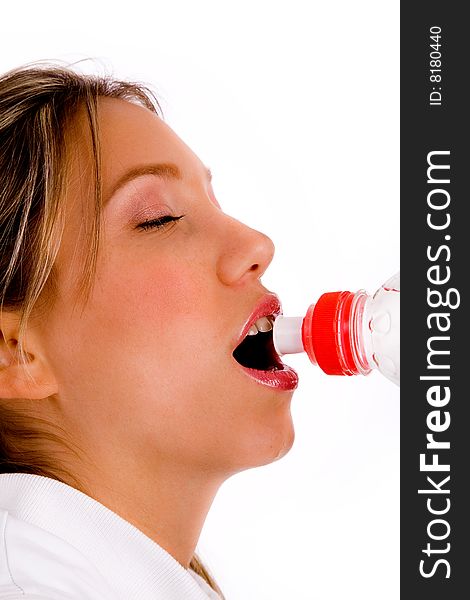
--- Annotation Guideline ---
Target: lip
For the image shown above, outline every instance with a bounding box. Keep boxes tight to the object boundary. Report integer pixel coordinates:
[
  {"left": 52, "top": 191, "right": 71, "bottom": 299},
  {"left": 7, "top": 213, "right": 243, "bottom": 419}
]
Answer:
[
  {"left": 236, "top": 363, "right": 299, "bottom": 391},
  {"left": 232, "top": 292, "right": 299, "bottom": 391},
  {"left": 232, "top": 292, "right": 283, "bottom": 351}
]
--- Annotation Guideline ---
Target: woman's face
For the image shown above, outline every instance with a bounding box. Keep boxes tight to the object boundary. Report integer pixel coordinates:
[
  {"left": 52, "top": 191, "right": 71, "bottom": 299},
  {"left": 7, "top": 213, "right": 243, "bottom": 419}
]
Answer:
[{"left": 40, "top": 98, "right": 297, "bottom": 479}]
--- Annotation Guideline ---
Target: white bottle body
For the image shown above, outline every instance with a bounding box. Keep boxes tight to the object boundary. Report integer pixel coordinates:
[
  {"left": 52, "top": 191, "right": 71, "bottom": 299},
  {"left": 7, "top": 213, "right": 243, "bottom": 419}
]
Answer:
[{"left": 363, "top": 272, "right": 400, "bottom": 386}]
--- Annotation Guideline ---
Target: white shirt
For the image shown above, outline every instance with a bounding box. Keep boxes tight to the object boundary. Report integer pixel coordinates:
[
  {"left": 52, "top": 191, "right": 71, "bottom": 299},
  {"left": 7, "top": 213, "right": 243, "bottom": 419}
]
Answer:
[{"left": 0, "top": 473, "right": 222, "bottom": 600}]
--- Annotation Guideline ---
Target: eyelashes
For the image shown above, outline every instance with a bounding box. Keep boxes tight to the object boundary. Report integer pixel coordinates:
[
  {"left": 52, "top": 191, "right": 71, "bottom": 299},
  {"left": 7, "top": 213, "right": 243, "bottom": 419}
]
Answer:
[{"left": 136, "top": 214, "right": 185, "bottom": 231}]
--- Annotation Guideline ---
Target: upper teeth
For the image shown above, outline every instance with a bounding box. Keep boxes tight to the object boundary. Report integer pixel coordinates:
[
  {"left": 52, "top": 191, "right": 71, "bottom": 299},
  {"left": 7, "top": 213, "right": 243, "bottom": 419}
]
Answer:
[{"left": 247, "top": 315, "right": 274, "bottom": 335}]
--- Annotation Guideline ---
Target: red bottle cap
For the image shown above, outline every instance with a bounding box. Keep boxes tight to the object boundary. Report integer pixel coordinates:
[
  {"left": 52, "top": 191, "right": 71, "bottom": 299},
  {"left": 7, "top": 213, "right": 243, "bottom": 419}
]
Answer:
[{"left": 302, "top": 291, "right": 358, "bottom": 376}]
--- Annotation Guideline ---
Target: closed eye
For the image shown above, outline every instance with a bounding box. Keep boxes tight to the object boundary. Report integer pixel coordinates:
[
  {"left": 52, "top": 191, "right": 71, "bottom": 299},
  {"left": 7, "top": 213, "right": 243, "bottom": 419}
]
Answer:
[{"left": 137, "top": 215, "right": 185, "bottom": 231}]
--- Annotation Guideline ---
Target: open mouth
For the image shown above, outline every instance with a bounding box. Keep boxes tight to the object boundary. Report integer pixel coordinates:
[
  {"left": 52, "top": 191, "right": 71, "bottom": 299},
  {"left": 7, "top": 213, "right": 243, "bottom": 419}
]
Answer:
[{"left": 232, "top": 316, "right": 284, "bottom": 371}]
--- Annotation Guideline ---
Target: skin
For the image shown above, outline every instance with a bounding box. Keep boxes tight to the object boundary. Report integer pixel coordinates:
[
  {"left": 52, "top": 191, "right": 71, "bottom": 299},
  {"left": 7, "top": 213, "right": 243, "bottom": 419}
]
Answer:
[{"left": 0, "top": 97, "right": 295, "bottom": 568}]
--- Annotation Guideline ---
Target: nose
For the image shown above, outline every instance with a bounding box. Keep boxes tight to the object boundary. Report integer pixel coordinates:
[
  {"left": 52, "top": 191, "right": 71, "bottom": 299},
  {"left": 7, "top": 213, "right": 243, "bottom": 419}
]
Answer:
[{"left": 216, "top": 216, "right": 275, "bottom": 286}]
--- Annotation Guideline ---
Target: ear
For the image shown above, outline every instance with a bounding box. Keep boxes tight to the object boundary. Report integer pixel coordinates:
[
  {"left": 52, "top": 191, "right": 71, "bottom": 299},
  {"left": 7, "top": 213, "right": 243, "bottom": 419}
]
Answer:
[{"left": 0, "top": 311, "right": 58, "bottom": 400}]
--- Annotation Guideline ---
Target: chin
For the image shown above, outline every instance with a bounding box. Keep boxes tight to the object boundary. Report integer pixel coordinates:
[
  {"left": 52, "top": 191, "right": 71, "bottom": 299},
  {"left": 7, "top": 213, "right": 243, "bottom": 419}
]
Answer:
[
  {"left": 234, "top": 414, "right": 296, "bottom": 473},
  {"left": 264, "top": 395, "right": 296, "bottom": 463},
  {"left": 269, "top": 421, "right": 296, "bottom": 463}
]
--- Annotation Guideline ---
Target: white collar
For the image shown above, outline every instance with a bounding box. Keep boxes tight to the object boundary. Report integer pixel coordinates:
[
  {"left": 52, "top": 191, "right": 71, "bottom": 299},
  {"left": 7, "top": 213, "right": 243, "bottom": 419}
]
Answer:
[{"left": 0, "top": 472, "right": 221, "bottom": 600}]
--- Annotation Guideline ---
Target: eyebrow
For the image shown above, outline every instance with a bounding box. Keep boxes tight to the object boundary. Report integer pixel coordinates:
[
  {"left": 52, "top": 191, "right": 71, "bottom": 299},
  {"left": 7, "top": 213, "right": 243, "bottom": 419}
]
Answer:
[{"left": 105, "top": 162, "right": 212, "bottom": 204}]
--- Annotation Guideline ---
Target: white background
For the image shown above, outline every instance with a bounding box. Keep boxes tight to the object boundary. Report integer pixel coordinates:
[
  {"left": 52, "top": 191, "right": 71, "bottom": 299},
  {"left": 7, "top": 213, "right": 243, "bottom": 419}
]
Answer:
[{"left": 2, "top": 2, "right": 399, "bottom": 598}]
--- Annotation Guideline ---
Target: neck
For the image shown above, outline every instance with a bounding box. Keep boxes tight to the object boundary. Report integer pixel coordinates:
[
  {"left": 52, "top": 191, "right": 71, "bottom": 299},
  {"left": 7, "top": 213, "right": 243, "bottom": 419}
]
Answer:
[
  {"left": 68, "top": 458, "right": 224, "bottom": 568},
  {"left": 35, "top": 400, "right": 227, "bottom": 569}
]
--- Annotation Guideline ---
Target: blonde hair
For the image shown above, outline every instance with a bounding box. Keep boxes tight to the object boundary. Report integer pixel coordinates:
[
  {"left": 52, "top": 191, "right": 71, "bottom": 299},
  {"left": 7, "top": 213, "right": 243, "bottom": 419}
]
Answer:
[{"left": 0, "top": 60, "right": 224, "bottom": 598}]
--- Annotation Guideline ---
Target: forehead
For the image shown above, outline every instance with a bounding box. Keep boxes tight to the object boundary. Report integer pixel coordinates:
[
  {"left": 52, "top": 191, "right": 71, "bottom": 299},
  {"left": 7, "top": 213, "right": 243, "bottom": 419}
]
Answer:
[{"left": 66, "top": 97, "right": 200, "bottom": 199}]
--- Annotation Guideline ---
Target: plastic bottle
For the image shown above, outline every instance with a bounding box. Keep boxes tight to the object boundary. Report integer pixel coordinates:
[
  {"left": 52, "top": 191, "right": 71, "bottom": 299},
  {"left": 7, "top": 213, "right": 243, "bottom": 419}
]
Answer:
[{"left": 273, "top": 272, "right": 400, "bottom": 386}]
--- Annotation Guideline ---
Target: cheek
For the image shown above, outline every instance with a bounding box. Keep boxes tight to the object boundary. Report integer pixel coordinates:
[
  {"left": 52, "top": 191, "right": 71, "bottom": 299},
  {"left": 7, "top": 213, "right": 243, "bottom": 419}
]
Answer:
[
  {"left": 49, "top": 257, "right": 212, "bottom": 419},
  {"left": 89, "top": 258, "right": 213, "bottom": 373},
  {"left": 97, "top": 257, "right": 202, "bottom": 325}
]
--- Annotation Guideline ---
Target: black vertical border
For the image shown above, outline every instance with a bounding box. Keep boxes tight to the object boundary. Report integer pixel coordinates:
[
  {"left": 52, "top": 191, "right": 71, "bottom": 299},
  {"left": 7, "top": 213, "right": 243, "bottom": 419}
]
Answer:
[{"left": 401, "top": 3, "right": 468, "bottom": 598}]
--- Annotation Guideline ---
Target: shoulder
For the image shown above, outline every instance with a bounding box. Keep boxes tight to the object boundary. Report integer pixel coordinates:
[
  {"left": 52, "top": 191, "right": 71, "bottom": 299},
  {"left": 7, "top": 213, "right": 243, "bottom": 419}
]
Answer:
[{"left": 0, "top": 508, "right": 113, "bottom": 600}]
